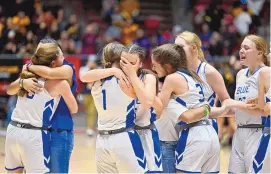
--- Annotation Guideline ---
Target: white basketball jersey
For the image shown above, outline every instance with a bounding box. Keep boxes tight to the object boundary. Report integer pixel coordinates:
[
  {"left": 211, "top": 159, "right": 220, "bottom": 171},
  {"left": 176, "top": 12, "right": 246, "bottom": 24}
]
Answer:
[
  {"left": 11, "top": 79, "right": 60, "bottom": 128},
  {"left": 135, "top": 74, "right": 156, "bottom": 127},
  {"left": 173, "top": 71, "right": 208, "bottom": 124},
  {"left": 91, "top": 76, "right": 136, "bottom": 130},
  {"left": 155, "top": 99, "right": 183, "bottom": 141},
  {"left": 234, "top": 67, "right": 265, "bottom": 125},
  {"left": 196, "top": 62, "right": 216, "bottom": 106}
]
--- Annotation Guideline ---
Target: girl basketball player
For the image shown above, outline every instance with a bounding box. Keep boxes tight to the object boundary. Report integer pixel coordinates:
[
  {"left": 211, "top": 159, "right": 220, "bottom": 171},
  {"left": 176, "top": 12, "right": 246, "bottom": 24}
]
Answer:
[
  {"left": 175, "top": 31, "right": 231, "bottom": 135},
  {"left": 120, "top": 44, "right": 163, "bottom": 172},
  {"left": 227, "top": 35, "right": 269, "bottom": 173},
  {"left": 80, "top": 42, "right": 147, "bottom": 173},
  {"left": 7, "top": 39, "right": 77, "bottom": 173},
  {"left": 248, "top": 66, "right": 271, "bottom": 174},
  {"left": 152, "top": 44, "right": 221, "bottom": 173},
  {"left": 5, "top": 43, "right": 77, "bottom": 173}
]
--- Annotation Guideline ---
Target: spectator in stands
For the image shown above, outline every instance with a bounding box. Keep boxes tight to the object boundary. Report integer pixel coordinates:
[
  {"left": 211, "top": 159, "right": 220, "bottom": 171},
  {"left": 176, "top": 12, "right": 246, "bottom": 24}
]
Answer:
[
  {"left": 204, "top": 0, "right": 225, "bottom": 32},
  {"left": 48, "top": 21, "right": 60, "bottom": 40},
  {"left": 67, "top": 39, "right": 77, "bottom": 54},
  {"left": 12, "top": 11, "right": 30, "bottom": 34},
  {"left": 65, "top": 14, "right": 81, "bottom": 42},
  {"left": 79, "top": 55, "right": 99, "bottom": 136},
  {"left": 81, "top": 23, "right": 98, "bottom": 55},
  {"left": 208, "top": 32, "right": 224, "bottom": 57},
  {"left": 234, "top": 7, "right": 252, "bottom": 36},
  {"left": 199, "top": 23, "right": 212, "bottom": 53},
  {"left": 122, "top": 18, "right": 138, "bottom": 45},
  {"left": 133, "top": 28, "right": 151, "bottom": 52},
  {"left": 120, "top": 0, "right": 140, "bottom": 20},
  {"left": 58, "top": 31, "right": 69, "bottom": 54},
  {"left": 151, "top": 28, "right": 167, "bottom": 46},
  {"left": 57, "top": 8, "right": 66, "bottom": 31},
  {"left": 104, "top": 24, "right": 121, "bottom": 41},
  {"left": 219, "top": 20, "right": 237, "bottom": 55}
]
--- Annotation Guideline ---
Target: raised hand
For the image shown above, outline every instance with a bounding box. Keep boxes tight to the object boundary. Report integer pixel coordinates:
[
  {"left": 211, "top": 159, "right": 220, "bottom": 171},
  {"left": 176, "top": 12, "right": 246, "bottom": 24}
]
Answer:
[
  {"left": 23, "top": 78, "right": 43, "bottom": 95},
  {"left": 120, "top": 56, "right": 139, "bottom": 77},
  {"left": 113, "top": 68, "right": 131, "bottom": 88}
]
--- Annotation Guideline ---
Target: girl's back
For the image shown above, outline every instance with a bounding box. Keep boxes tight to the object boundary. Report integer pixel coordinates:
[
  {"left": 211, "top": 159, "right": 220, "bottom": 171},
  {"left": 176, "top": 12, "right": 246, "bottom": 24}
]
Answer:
[{"left": 12, "top": 79, "right": 63, "bottom": 128}]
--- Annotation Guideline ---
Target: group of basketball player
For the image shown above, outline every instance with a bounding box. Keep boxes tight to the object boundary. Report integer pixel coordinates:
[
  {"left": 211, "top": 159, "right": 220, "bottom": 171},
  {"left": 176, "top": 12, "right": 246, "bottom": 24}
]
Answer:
[{"left": 4, "top": 30, "right": 270, "bottom": 173}]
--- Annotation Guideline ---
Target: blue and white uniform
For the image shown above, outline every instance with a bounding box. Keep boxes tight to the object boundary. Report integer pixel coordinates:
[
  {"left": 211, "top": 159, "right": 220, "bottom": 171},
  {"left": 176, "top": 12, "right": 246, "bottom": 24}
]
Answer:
[
  {"left": 134, "top": 74, "right": 162, "bottom": 172},
  {"left": 91, "top": 76, "right": 147, "bottom": 173},
  {"left": 49, "top": 60, "right": 77, "bottom": 173},
  {"left": 155, "top": 98, "right": 184, "bottom": 173},
  {"left": 196, "top": 61, "right": 218, "bottom": 133},
  {"left": 5, "top": 79, "right": 60, "bottom": 173},
  {"left": 174, "top": 71, "right": 220, "bottom": 173},
  {"left": 229, "top": 67, "right": 266, "bottom": 173},
  {"left": 249, "top": 87, "right": 271, "bottom": 173}
]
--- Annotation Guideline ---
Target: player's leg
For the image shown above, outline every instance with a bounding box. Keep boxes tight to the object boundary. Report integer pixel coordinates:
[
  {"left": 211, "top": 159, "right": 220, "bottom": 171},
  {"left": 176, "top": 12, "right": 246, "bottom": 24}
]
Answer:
[
  {"left": 5, "top": 124, "right": 24, "bottom": 173},
  {"left": 113, "top": 131, "right": 148, "bottom": 173},
  {"left": 202, "top": 126, "right": 220, "bottom": 173},
  {"left": 96, "top": 135, "right": 118, "bottom": 173},
  {"left": 137, "top": 128, "right": 162, "bottom": 172},
  {"left": 50, "top": 130, "right": 74, "bottom": 173},
  {"left": 228, "top": 129, "right": 246, "bottom": 173},
  {"left": 175, "top": 127, "right": 211, "bottom": 173},
  {"left": 22, "top": 130, "right": 50, "bottom": 173}
]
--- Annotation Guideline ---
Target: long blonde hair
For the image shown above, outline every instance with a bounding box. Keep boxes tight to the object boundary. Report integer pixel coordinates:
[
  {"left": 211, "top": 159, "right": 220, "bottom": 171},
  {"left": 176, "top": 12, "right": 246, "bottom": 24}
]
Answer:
[
  {"left": 18, "top": 42, "right": 60, "bottom": 97},
  {"left": 245, "top": 34, "right": 268, "bottom": 66},
  {"left": 177, "top": 31, "right": 206, "bottom": 61}
]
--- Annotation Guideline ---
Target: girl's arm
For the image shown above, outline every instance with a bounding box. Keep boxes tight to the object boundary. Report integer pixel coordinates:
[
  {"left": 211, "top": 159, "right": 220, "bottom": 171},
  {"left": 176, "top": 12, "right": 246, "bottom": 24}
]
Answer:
[
  {"left": 80, "top": 68, "right": 131, "bottom": 88},
  {"left": 205, "top": 64, "right": 230, "bottom": 102},
  {"left": 56, "top": 80, "right": 78, "bottom": 114},
  {"left": 7, "top": 78, "right": 43, "bottom": 95}
]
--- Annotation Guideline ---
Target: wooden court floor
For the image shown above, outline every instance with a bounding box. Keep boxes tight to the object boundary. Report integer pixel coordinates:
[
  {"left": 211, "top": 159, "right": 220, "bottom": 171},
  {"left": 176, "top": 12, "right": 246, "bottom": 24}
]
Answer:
[{"left": 0, "top": 130, "right": 231, "bottom": 173}]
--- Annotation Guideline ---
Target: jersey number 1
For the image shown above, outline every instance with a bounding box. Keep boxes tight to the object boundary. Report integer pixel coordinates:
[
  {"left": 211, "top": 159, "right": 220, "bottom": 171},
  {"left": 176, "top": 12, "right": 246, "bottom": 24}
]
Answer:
[{"left": 102, "top": 89, "right": 107, "bottom": 110}]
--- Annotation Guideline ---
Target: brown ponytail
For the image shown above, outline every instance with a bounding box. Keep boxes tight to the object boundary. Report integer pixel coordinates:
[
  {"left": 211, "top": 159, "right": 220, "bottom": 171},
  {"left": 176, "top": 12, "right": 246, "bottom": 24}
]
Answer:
[{"left": 17, "top": 42, "right": 60, "bottom": 97}]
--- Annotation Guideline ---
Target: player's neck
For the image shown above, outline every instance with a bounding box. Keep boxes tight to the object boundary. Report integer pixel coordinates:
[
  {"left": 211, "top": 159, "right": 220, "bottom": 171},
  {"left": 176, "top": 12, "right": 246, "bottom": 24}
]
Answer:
[
  {"left": 248, "top": 63, "right": 263, "bottom": 76},
  {"left": 188, "top": 56, "right": 201, "bottom": 72}
]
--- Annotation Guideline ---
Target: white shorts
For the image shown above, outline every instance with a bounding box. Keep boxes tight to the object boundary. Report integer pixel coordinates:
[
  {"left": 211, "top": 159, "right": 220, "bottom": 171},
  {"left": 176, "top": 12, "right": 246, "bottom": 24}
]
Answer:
[
  {"left": 96, "top": 130, "right": 147, "bottom": 173},
  {"left": 229, "top": 128, "right": 262, "bottom": 173},
  {"left": 137, "top": 127, "right": 163, "bottom": 172},
  {"left": 249, "top": 132, "right": 270, "bottom": 174},
  {"left": 5, "top": 124, "right": 50, "bottom": 173},
  {"left": 175, "top": 125, "right": 220, "bottom": 173}
]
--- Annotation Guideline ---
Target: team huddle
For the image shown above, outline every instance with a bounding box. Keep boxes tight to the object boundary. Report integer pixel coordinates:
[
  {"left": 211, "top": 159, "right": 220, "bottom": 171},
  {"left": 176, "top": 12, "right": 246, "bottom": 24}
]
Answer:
[{"left": 4, "top": 31, "right": 270, "bottom": 173}]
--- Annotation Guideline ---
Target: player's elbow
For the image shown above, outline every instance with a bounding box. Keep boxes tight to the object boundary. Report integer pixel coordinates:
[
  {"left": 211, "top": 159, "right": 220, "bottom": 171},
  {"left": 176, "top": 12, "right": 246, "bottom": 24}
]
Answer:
[
  {"left": 70, "top": 104, "right": 78, "bottom": 114},
  {"left": 6, "top": 87, "right": 17, "bottom": 96}
]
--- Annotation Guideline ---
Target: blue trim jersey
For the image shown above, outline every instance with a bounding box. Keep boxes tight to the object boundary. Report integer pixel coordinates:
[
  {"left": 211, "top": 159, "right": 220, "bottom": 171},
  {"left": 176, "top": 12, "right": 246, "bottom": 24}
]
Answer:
[
  {"left": 51, "top": 60, "right": 77, "bottom": 130},
  {"left": 196, "top": 62, "right": 216, "bottom": 106},
  {"left": 196, "top": 61, "right": 218, "bottom": 133},
  {"left": 234, "top": 67, "right": 266, "bottom": 125},
  {"left": 264, "top": 87, "right": 270, "bottom": 127},
  {"left": 91, "top": 76, "right": 136, "bottom": 130},
  {"left": 173, "top": 71, "right": 208, "bottom": 125},
  {"left": 11, "top": 79, "right": 60, "bottom": 127},
  {"left": 135, "top": 74, "right": 156, "bottom": 127}
]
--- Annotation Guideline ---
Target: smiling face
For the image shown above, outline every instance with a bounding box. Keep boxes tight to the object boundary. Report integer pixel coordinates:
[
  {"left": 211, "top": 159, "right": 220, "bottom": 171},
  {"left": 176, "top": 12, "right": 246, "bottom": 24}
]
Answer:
[{"left": 239, "top": 38, "right": 260, "bottom": 66}]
